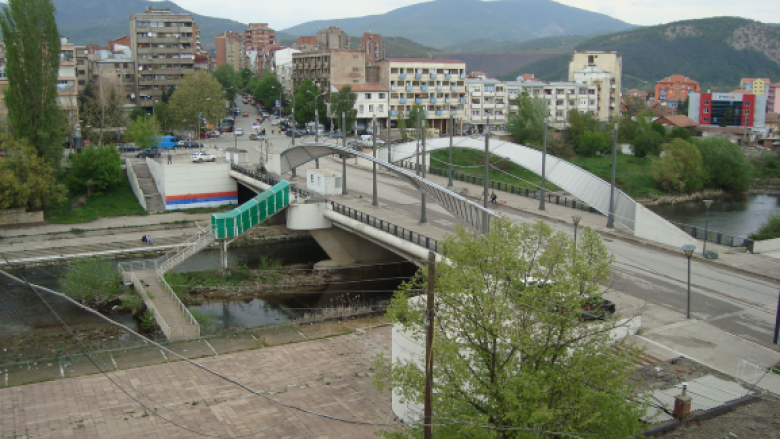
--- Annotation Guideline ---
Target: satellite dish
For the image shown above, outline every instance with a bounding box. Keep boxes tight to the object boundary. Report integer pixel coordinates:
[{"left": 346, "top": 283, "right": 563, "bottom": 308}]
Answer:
[
  {"left": 147, "top": 32, "right": 152, "bottom": 37},
  {"left": 130, "top": 93, "right": 135, "bottom": 98}
]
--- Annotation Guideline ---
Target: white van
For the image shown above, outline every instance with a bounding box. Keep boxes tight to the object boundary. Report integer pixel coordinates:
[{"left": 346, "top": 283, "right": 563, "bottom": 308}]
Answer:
[{"left": 359, "top": 135, "right": 386, "bottom": 147}]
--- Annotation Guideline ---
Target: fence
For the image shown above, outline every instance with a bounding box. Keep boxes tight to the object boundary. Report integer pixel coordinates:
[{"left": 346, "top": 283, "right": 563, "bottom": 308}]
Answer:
[
  {"left": 128, "top": 271, "right": 173, "bottom": 339},
  {"left": 155, "top": 270, "right": 200, "bottom": 336},
  {"left": 231, "top": 164, "right": 314, "bottom": 199},
  {"left": 329, "top": 201, "right": 440, "bottom": 253},
  {"left": 671, "top": 221, "right": 748, "bottom": 248},
  {"left": 156, "top": 228, "right": 215, "bottom": 273},
  {"left": 397, "top": 161, "right": 598, "bottom": 214}
]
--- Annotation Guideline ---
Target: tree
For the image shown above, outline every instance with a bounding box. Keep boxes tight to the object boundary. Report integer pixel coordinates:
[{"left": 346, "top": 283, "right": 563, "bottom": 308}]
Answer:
[
  {"left": 566, "top": 109, "right": 599, "bottom": 143},
  {"left": 617, "top": 113, "right": 640, "bottom": 143},
  {"left": 0, "top": 133, "right": 66, "bottom": 210},
  {"left": 153, "top": 101, "right": 173, "bottom": 134},
  {"left": 651, "top": 139, "right": 704, "bottom": 193},
  {"left": 720, "top": 105, "right": 735, "bottom": 127},
  {"left": 129, "top": 107, "right": 147, "bottom": 122},
  {"left": 292, "top": 79, "right": 326, "bottom": 125},
  {"left": 236, "top": 68, "right": 254, "bottom": 90},
  {"left": 60, "top": 259, "right": 123, "bottom": 304},
  {"left": 0, "top": 0, "right": 65, "bottom": 165},
  {"left": 623, "top": 96, "right": 647, "bottom": 116},
  {"left": 631, "top": 130, "right": 664, "bottom": 158},
  {"left": 668, "top": 126, "right": 692, "bottom": 142},
  {"left": 66, "top": 146, "right": 122, "bottom": 197},
  {"left": 650, "top": 122, "right": 667, "bottom": 138},
  {"left": 213, "top": 63, "right": 237, "bottom": 101},
  {"left": 507, "top": 91, "right": 548, "bottom": 146},
  {"left": 695, "top": 138, "right": 751, "bottom": 192},
  {"left": 78, "top": 77, "right": 127, "bottom": 146},
  {"left": 169, "top": 71, "right": 226, "bottom": 135},
  {"left": 574, "top": 130, "right": 609, "bottom": 157},
  {"left": 378, "top": 217, "right": 646, "bottom": 438},
  {"left": 126, "top": 116, "right": 160, "bottom": 150},
  {"left": 397, "top": 114, "right": 408, "bottom": 141},
  {"left": 251, "top": 70, "right": 285, "bottom": 111},
  {"left": 329, "top": 85, "right": 358, "bottom": 133}
]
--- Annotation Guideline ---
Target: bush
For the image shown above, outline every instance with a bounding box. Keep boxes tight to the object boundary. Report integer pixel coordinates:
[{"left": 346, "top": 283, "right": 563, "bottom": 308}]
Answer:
[
  {"left": 651, "top": 122, "right": 667, "bottom": 137},
  {"left": 60, "top": 259, "right": 123, "bottom": 303},
  {"left": 66, "top": 145, "right": 123, "bottom": 196},
  {"left": 189, "top": 309, "right": 218, "bottom": 332},
  {"left": 749, "top": 214, "right": 780, "bottom": 241},
  {"left": 631, "top": 131, "right": 664, "bottom": 158},
  {"left": 668, "top": 127, "right": 692, "bottom": 142},
  {"left": 651, "top": 139, "right": 704, "bottom": 193},
  {"left": 695, "top": 138, "right": 751, "bottom": 192},
  {"left": 574, "top": 130, "right": 609, "bottom": 157}
]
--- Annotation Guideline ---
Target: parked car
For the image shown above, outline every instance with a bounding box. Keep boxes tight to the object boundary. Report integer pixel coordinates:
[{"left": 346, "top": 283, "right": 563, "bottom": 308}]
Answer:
[
  {"left": 242, "top": 111, "right": 249, "bottom": 117},
  {"left": 174, "top": 135, "right": 188, "bottom": 142},
  {"left": 235, "top": 128, "right": 244, "bottom": 136},
  {"left": 249, "top": 133, "right": 261, "bottom": 140},
  {"left": 136, "top": 149, "right": 160, "bottom": 158},
  {"left": 328, "top": 131, "right": 344, "bottom": 139},
  {"left": 118, "top": 144, "right": 139, "bottom": 152},
  {"left": 180, "top": 141, "right": 202, "bottom": 149},
  {"left": 207, "top": 130, "right": 220, "bottom": 138},
  {"left": 286, "top": 128, "right": 305, "bottom": 138},
  {"left": 191, "top": 151, "right": 216, "bottom": 162}
]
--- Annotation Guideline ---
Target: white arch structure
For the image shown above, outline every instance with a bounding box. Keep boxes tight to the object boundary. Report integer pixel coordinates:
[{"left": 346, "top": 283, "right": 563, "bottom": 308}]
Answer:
[{"left": 272, "top": 138, "right": 697, "bottom": 249}]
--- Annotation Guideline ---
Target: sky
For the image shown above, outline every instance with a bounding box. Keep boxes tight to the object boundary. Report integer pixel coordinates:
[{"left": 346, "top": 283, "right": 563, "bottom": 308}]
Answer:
[{"left": 170, "top": 0, "right": 779, "bottom": 30}]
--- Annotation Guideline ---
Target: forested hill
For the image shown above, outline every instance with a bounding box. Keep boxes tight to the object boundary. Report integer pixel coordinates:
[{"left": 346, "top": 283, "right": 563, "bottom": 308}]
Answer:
[{"left": 501, "top": 17, "right": 780, "bottom": 89}]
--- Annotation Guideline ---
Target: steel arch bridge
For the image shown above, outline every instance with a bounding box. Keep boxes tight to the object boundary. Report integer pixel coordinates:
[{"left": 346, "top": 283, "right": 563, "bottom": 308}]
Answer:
[{"left": 277, "top": 141, "right": 495, "bottom": 233}]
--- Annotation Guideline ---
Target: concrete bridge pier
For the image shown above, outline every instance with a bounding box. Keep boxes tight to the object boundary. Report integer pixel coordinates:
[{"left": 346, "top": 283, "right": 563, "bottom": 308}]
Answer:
[{"left": 220, "top": 239, "right": 228, "bottom": 270}]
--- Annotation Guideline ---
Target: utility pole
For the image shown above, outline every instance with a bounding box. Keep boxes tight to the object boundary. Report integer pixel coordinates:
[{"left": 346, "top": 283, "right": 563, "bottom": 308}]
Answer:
[
  {"left": 421, "top": 112, "right": 427, "bottom": 224},
  {"left": 539, "top": 118, "right": 547, "bottom": 210},
  {"left": 341, "top": 111, "right": 347, "bottom": 195},
  {"left": 448, "top": 112, "right": 454, "bottom": 188},
  {"left": 372, "top": 113, "right": 378, "bottom": 206},
  {"left": 291, "top": 108, "right": 297, "bottom": 178},
  {"left": 423, "top": 250, "right": 436, "bottom": 439},
  {"left": 387, "top": 113, "right": 392, "bottom": 164},
  {"left": 483, "top": 117, "right": 490, "bottom": 234},
  {"left": 606, "top": 122, "right": 618, "bottom": 229}
]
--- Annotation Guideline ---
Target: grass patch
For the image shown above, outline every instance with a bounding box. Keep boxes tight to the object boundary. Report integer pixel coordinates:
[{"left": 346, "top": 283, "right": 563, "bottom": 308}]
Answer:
[
  {"left": 431, "top": 149, "right": 561, "bottom": 192},
  {"left": 749, "top": 214, "right": 780, "bottom": 241},
  {"left": 772, "top": 362, "right": 780, "bottom": 375},
  {"left": 164, "top": 266, "right": 256, "bottom": 294},
  {"left": 45, "top": 176, "right": 147, "bottom": 224},
  {"left": 568, "top": 155, "right": 664, "bottom": 199}
]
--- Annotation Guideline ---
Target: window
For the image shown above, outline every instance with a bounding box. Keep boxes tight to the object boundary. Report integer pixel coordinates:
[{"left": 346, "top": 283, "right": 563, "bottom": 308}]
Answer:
[
  {"left": 745, "top": 101, "right": 751, "bottom": 106},
  {"left": 378, "top": 104, "right": 384, "bottom": 112},
  {"left": 744, "top": 110, "right": 750, "bottom": 115},
  {"left": 365, "top": 93, "right": 372, "bottom": 99},
  {"left": 704, "top": 108, "right": 710, "bottom": 113},
  {"left": 378, "top": 93, "right": 385, "bottom": 99},
  {"left": 704, "top": 100, "right": 710, "bottom": 105},
  {"left": 703, "top": 117, "right": 710, "bottom": 122},
  {"left": 369, "top": 104, "right": 374, "bottom": 112},
  {"left": 588, "top": 55, "right": 594, "bottom": 64},
  {"left": 359, "top": 104, "right": 364, "bottom": 113},
  {"left": 353, "top": 67, "right": 359, "bottom": 72}
]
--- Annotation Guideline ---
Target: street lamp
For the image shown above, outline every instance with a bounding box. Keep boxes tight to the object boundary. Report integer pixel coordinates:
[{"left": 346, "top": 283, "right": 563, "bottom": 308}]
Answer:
[
  {"left": 271, "top": 85, "right": 283, "bottom": 117},
  {"left": 702, "top": 200, "right": 713, "bottom": 257},
  {"left": 682, "top": 244, "right": 696, "bottom": 319},
  {"left": 572, "top": 215, "right": 582, "bottom": 247}
]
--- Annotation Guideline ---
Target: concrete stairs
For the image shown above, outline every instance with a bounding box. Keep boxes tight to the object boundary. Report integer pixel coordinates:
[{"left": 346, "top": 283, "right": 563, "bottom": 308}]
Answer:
[{"left": 129, "top": 159, "right": 165, "bottom": 213}]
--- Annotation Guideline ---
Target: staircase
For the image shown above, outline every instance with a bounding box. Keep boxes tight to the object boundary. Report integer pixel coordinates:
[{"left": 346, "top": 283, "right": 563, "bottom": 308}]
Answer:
[
  {"left": 156, "top": 227, "right": 216, "bottom": 273},
  {"left": 129, "top": 159, "right": 165, "bottom": 213}
]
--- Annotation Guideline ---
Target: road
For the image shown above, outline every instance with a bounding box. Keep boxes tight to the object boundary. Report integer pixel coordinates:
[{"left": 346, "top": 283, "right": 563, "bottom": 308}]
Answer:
[{"left": 215, "top": 99, "right": 780, "bottom": 352}]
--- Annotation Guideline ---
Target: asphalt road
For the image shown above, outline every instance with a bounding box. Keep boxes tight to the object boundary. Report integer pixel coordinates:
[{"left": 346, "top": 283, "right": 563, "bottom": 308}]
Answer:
[{"left": 215, "top": 99, "right": 780, "bottom": 351}]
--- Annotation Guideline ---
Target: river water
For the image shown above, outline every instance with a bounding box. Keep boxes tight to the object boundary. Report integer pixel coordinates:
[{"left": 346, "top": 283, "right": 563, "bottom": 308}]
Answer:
[{"left": 647, "top": 194, "right": 780, "bottom": 238}]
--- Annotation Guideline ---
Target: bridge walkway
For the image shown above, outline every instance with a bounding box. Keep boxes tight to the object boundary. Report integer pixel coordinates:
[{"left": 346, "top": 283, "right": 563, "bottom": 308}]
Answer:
[{"left": 124, "top": 268, "right": 200, "bottom": 340}]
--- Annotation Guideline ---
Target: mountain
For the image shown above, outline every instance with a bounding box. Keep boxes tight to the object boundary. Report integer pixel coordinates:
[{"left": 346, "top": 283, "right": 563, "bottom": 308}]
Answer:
[
  {"left": 500, "top": 17, "right": 780, "bottom": 88},
  {"left": 48, "top": 0, "right": 246, "bottom": 53},
  {"left": 385, "top": 37, "right": 440, "bottom": 58},
  {"left": 443, "top": 35, "right": 589, "bottom": 52},
  {"left": 281, "top": 0, "right": 633, "bottom": 49}
]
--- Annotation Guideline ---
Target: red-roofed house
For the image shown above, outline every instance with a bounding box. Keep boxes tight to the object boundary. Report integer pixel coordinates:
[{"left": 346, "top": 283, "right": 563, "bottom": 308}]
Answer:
[
  {"left": 655, "top": 74, "right": 700, "bottom": 104},
  {"left": 332, "top": 83, "right": 389, "bottom": 131}
]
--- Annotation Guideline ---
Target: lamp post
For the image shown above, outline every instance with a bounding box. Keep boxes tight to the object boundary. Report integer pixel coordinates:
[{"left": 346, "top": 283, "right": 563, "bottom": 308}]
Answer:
[
  {"left": 539, "top": 117, "right": 547, "bottom": 210},
  {"left": 572, "top": 215, "right": 582, "bottom": 247},
  {"left": 271, "top": 85, "right": 283, "bottom": 117},
  {"left": 703, "top": 200, "right": 713, "bottom": 257},
  {"left": 372, "top": 112, "right": 378, "bottom": 207},
  {"left": 682, "top": 244, "right": 696, "bottom": 319}
]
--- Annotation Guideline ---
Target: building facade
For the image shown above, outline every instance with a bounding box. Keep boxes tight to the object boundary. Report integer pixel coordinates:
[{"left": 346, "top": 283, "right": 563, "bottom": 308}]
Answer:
[
  {"left": 654, "top": 74, "right": 699, "bottom": 106},
  {"left": 332, "top": 83, "right": 389, "bottom": 131},
  {"left": 292, "top": 50, "right": 366, "bottom": 94},
  {"left": 272, "top": 48, "right": 301, "bottom": 94},
  {"left": 378, "top": 58, "right": 467, "bottom": 134},
  {"left": 688, "top": 91, "right": 768, "bottom": 129},
  {"left": 215, "top": 31, "right": 242, "bottom": 71},
  {"left": 740, "top": 78, "right": 771, "bottom": 95},
  {"left": 317, "top": 27, "right": 350, "bottom": 51},
  {"left": 768, "top": 82, "right": 780, "bottom": 114},
  {"left": 130, "top": 7, "right": 196, "bottom": 110},
  {"left": 358, "top": 32, "right": 385, "bottom": 63},
  {"left": 568, "top": 51, "right": 621, "bottom": 121}
]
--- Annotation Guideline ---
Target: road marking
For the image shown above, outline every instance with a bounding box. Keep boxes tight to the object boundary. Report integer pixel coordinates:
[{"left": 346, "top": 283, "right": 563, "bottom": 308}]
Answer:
[{"left": 643, "top": 320, "right": 700, "bottom": 335}]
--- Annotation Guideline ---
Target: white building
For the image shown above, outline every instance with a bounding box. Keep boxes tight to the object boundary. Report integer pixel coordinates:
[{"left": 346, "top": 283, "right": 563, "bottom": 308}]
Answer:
[
  {"left": 331, "top": 83, "right": 388, "bottom": 133},
  {"left": 568, "top": 51, "right": 622, "bottom": 121},
  {"left": 272, "top": 47, "right": 301, "bottom": 95}
]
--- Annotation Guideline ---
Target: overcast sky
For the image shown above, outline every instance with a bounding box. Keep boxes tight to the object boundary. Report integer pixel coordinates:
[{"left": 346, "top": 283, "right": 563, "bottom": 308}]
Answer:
[{"left": 171, "top": 0, "right": 779, "bottom": 30}]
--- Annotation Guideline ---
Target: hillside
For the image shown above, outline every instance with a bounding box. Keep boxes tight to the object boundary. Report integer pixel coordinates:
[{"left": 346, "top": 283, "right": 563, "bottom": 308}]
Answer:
[
  {"left": 437, "top": 51, "right": 561, "bottom": 78},
  {"left": 385, "top": 37, "right": 440, "bottom": 58},
  {"left": 443, "top": 34, "right": 590, "bottom": 52},
  {"left": 504, "top": 17, "right": 780, "bottom": 87},
  {"left": 49, "top": 0, "right": 246, "bottom": 53},
  {"left": 281, "top": 0, "right": 632, "bottom": 49}
]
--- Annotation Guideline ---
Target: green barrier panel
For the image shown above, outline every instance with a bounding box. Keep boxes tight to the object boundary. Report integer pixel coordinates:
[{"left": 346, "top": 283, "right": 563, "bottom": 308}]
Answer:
[{"left": 210, "top": 181, "right": 290, "bottom": 239}]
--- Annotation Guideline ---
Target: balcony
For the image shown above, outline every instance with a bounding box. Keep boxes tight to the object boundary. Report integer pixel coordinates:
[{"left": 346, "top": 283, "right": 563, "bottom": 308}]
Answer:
[
  {"left": 436, "top": 85, "right": 443, "bottom": 91},
  {"left": 459, "top": 97, "right": 466, "bottom": 103},
  {"left": 421, "top": 85, "right": 428, "bottom": 91},
  {"left": 415, "top": 98, "right": 422, "bottom": 104},
  {"left": 415, "top": 73, "right": 422, "bottom": 79},
  {"left": 436, "top": 110, "right": 443, "bottom": 116},
  {"left": 431, "top": 98, "right": 437, "bottom": 103},
  {"left": 399, "top": 98, "right": 407, "bottom": 104},
  {"left": 445, "top": 73, "right": 452, "bottom": 79},
  {"left": 400, "top": 73, "right": 407, "bottom": 79},
  {"left": 451, "top": 86, "right": 457, "bottom": 91},
  {"left": 431, "top": 73, "right": 437, "bottom": 79},
  {"left": 406, "top": 85, "right": 413, "bottom": 92},
  {"left": 391, "top": 111, "right": 397, "bottom": 116},
  {"left": 391, "top": 85, "right": 397, "bottom": 91},
  {"left": 445, "top": 98, "right": 451, "bottom": 104}
]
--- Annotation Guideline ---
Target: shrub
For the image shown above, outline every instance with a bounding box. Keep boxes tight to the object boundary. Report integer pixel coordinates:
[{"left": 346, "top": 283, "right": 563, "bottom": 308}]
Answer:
[
  {"left": 631, "top": 131, "right": 664, "bottom": 158},
  {"left": 668, "top": 127, "right": 692, "bottom": 142},
  {"left": 749, "top": 214, "right": 780, "bottom": 241},
  {"left": 60, "top": 259, "right": 123, "bottom": 303},
  {"left": 695, "top": 138, "right": 751, "bottom": 192},
  {"left": 66, "top": 145, "right": 123, "bottom": 196},
  {"left": 651, "top": 139, "right": 704, "bottom": 193},
  {"left": 574, "top": 130, "right": 609, "bottom": 157}
]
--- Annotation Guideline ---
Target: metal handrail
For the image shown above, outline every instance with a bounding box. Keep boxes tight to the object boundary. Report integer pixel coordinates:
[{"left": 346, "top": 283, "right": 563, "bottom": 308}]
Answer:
[
  {"left": 129, "top": 271, "right": 172, "bottom": 339},
  {"left": 155, "top": 269, "right": 200, "bottom": 333},
  {"left": 329, "top": 200, "right": 440, "bottom": 253},
  {"left": 157, "top": 231, "right": 215, "bottom": 273},
  {"left": 156, "top": 228, "right": 214, "bottom": 269}
]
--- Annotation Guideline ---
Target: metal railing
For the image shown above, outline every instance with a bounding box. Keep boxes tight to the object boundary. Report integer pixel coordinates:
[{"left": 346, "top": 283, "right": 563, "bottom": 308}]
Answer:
[
  {"left": 128, "top": 271, "right": 173, "bottom": 339},
  {"left": 231, "top": 164, "right": 314, "bottom": 199},
  {"left": 156, "top": 228, "right": 216, "bottom": 273},
  {"left": 155, "top": 270, "right": 200, "bottom": 335},
  {"left": 398, "top": 160, "right": 598, "bottom": 214},
  {"left": 670, "top": 221, "right": 748, "bottom": 248},
  {"left": 329, "top": 201, "right": 440, "bottom": 253}
]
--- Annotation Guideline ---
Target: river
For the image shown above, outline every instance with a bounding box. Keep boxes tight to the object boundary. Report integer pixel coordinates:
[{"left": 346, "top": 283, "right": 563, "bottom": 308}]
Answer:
[{"left": 648, "top": 194, "right": 780, "bottom": 238}]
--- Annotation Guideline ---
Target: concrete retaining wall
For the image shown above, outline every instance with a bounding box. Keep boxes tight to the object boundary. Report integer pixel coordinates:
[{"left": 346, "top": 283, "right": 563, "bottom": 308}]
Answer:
[
  {"left": 0, "top": 209, "right": 44, "bottom": 225},
  {"left": 160, "top": 162, "right": 237, "bottom": 210},
  {"left": 125, "top": 160, "right": 147, "bottom": 210},
  {"left": 147, "top": 159, "right": 167, "bottom": 199},
  {"left": 752, "top": 238, "right": 780, "bottom": 254}
]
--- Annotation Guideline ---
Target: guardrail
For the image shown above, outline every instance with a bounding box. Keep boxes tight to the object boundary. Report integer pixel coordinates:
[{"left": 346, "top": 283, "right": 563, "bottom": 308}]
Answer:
[
  {"left": 398, "top": 160, "right": 598, "bottom": 214},
  {"left": 128, "top": 271, "right": 173, "bottom": 339},
  {"left": 329, "top": 201, "right": 439, "bottom": 253},
  {"left": 231, "top": 164, "right": 314, "bottom": 199},
  {"left": 155, "top": 270, "right": 200, "bottom": 335},
  {"left": 156, "top": 228, "right": 215, "bottom": 273},
  {"left": 670, "top": 221, "right": 748, "bottom": 248}
]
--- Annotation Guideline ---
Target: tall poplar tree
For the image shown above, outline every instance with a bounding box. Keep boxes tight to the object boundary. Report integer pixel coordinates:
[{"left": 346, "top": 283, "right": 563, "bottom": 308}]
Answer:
[{"left": 0, "top": 0, "right": 64, "bottom": 165}]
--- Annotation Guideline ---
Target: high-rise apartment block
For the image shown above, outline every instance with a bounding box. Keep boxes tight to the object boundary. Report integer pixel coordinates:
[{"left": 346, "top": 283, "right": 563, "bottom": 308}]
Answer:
[
  {"left": 216, "top": 31, "right": 243, "bottom": 71},
  {"left": 292, "top": 50, "right": 366, "bottom": 94},
  {"left": 130, "top": 7, "right": 196, "bottom": 109},
  {"left": 317, "top": 27, "right": 350, "bottom": 51},
  {"left": 654, "top": 74, "right": 699, "bottom": 105},
  {"left": 242, "top": 23, "right": 275, "bottom": 70},
  {"left": 358, "top": 32, "right": 385, "bottom": 63},
  {"left": 568, "top": 51, "right": 621, "bottom": 121}
]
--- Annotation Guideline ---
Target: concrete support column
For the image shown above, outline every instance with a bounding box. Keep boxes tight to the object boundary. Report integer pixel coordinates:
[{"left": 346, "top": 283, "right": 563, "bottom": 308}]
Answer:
[{"left": 220, "top": 239, "right": 228, "bottom": 270}]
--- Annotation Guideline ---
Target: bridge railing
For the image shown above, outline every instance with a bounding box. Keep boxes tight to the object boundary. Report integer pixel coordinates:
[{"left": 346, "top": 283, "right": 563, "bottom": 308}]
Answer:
[
  {"left": 155, "top": 269, "right": 200, "bottom": 335},
  {"left": 398, "top": 160, "right": 598, "bottom": 214},
  {"left": 670, "top": 221, "right": 748, "bottom": 248},
  {"left": 231, "top": 164, "right": 314, "bottom": 199},
  {"left": 156, "top": 229, "right": 215, "bottom": 273},
  {"left": 329, "top": 200, "right": 440, "bottom": 253},
  {"left": 128, "top": 271, "right": 173, "bottom": 339}
]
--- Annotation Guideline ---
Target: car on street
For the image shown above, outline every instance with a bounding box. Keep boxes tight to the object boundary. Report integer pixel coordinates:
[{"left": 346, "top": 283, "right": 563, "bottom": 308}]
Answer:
[
  {"left": 242, "top": 111, "right": 249, "bottom": 117},
  {"left": 191, "top": 151, "right": 216, "bottom": 162},
  {"left": 249, "top": 133, "right": 262, "bottom": 140},
  {"left": 328, "top": 131, "right": 344, "bottom": 139},
  {"left": 207, "top": 130, "right": 220, "bottom": 138},
  {"left": 260, "top": 111, "right": 269, "bottom": 117},
  {"left": 235, "top": 128, "right": 244, "bottom": 136},
  {"left": 118, "top": 144, "right": 139, "bottom": 152},
  {"left": 286, "top": 128, "right": 306, "bottom": 138},
  {"left": 136, "top": 149, "right": 160, "bottom": 158},
  {"left": 180, "top": 141, "right": 202, "bottom": 149}
]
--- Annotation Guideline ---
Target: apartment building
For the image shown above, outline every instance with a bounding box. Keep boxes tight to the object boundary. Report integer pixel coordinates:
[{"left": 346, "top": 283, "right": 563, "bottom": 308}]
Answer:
[
  {"left": 688, "top": 91, "right": 768, "bottom": 128},
  {"left": 243, "top": 23, "right": 275, "bottom": 70},
  {"left": 292, "top": 50, "right": 366, "bottom": 94},
  {"left": 294, "top": 37, "right": 318, "bottom": 52},
  {"left": 358, "top": 32, "right": 385, "bottom": 63},
  {"left": 317, "top": 27, "right": 350, "bottom": 51},
  {"left": 272, "top": 48, "right": 301, "bottom": 94},
  {"left": 216, "top": 31, "right": 242, "bottom": 71},
  {"left": 569, "top": 51, "right": 621, "bottom": 121},
  {"left": 130, "top": 7, "right": 196, "bottom": 110},
  {"left": 377, "top": 58, "right": 467, "bottom": 134},
  {"left": 740, "top": 78, "right": 771, "bottom": 95},
  {"left": 332, "top": 83, "right": 389, "bottom": 131},
  {"left": 654, "top": 74, "right": 699, "bottom": 107},
  {"left": 768, "top": 82, "right": 780, "bottom": 114}
]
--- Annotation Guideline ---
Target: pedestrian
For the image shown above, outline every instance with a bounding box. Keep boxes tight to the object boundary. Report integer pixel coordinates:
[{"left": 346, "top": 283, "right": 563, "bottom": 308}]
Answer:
[
  {"left": 490, "top": 191, "right": 497, "bottom": 204},
  {"left": 167, "top": 153, "right": 172, "bottom": 165}
]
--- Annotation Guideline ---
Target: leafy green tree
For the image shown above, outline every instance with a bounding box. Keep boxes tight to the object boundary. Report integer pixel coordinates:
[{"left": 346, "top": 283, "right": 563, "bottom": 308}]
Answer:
[
  {"left": 153, "top": 101, "right": 173, "bottom": 134},
  {"left": 0, "top": 133, "right": 66, "bottom": 210},
  {"left": 0, "top": 0, "right": 65, "bottom": 165},
  {"left": 623, "top": 96, "right": 647, "bottom": 116},
  {"left": 60, "top": 259, "right": 123, "bottom": 304},
  {"left": 567, "top": 109, "right": 599, "bottom": 142},
  {"left": 129, "top": 107, "right": 147, "bottom": 122},
  {"left": 236, "top": 67, "right": 255, "bottom": 90},
  {"left": 650, "top": 122, "right": 667, "bottom": 138},
  {"left": 720, "top": 105, "right": 735, "bottom": 127},
  {"left": 169, "top": 71, "right": 226, "bottom": 135},
  {"left": 574, "top": 130, "right": 609, "bottom": 157},
  {"left": 695, "top": 138, "right": 751, "bottom": 192},
  {"left": 631, "top": 130, "right": 664, "bottom": 158},
  {"left": 78, "top": 79, "right": 127, "bottom": 146},
  {"left": 378, "top": 217, "right": 646, "bottom": 438},
  {"left": 160, "top": 85, "right": 176, "bottom": 104},
  {"left": 329, "top": 85, "right": 358, "bottom": 133},
  {"left": 668, "top": 126, "right": 692, "bottom": 142},
  {"left": 292, "top": 79, "right": 327, "bottom": 125},
  {"left": 213, "top": 63, "right": 237, "bottom": 101},
  {"left": 126, "top": 116, "right": 160, "bottom": 149},
  {"left": 66, "top": 146, "right": 122, "bottom": 197},
  {"left": 507, "top": 91, "right": 548, "bottom": 146},
  {"left": 251, "top": 70, "right": 285, "bottom": 111},
  {"left": 651, "top": 139, "right": 704, "bottom": 193},
  {"left": 749, "top": 214, "right": 780, "bottom": 241},
  {"left": 618, "top": 113, "right": 640, "bottom": 143}
]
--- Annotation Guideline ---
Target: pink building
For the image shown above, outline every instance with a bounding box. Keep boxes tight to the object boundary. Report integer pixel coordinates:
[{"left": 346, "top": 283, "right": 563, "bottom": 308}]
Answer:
[{"left": 768, "top": 82, "right": 780, "bottom": 114}]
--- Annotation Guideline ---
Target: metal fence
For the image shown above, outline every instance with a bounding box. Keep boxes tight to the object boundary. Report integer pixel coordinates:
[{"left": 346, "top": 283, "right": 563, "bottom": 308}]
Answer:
[
  {"left": 155, "top": 270, "right": 200, "bottom": 336},
  {"left": 231, "top": 164, "right": 314, "bottom": 199},
  {"left": 128, "top": 271, "right": 173, "bottom": 339},
  {"left": 671, "top": 221, "right": 748, "bottom": 248},
  {"left": 329, "top": 201, "right": 440, "bottom": 253},
  {"left": 397, "top": 161, "right": 599, "bottom": 214}
]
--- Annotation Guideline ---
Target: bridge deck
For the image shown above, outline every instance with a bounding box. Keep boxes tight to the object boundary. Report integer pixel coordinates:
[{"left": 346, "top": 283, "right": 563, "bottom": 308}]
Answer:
[{"left": 134, "top": 269, "right": 199, "bottom": 340}]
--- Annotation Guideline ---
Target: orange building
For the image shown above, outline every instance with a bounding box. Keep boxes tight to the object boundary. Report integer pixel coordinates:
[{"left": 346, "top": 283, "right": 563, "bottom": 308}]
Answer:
[{"left": 655, "top": 74, "right": 700, "bottom": 104}]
